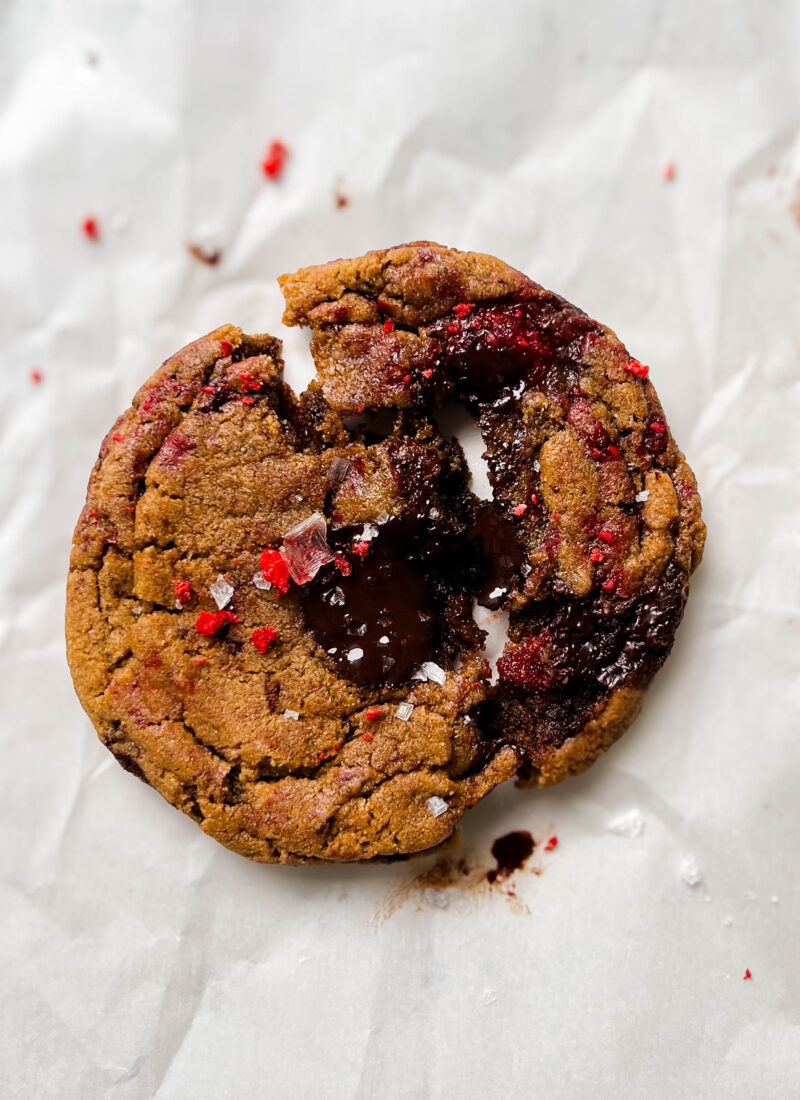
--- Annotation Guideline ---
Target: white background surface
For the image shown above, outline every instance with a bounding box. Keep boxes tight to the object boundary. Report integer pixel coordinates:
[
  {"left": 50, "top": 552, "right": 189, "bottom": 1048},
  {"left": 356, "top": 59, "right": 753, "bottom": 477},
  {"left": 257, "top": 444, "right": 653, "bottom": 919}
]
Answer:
[{"left": 1, "top": 2, "right": 799, "bottom": 1097}]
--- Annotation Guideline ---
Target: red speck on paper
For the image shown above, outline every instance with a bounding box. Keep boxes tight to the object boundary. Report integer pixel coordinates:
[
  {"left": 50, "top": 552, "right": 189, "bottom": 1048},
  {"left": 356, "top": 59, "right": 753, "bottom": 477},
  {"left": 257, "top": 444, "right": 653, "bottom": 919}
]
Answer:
[
  {"left": 219, "top": 339, "right": 233, "bottom": 357},
  {"left": 260, "top": 548, "right": 291, "bottom": 595},
  {"left": 81, "top": 216, "right": 100, "bottom": 241},
  {"left": 743, "top": 969, "right": 752, "bottom": 980},
  {"left": 597, "top": 530, "right": 614, "bottom": 544},
  {"left": 513, "top": 504, "right": 527, "bottom": 517},
  {"left": 30, "top": 369, "right": 43, "bottom": 385},
  {"left": 333, "top": 553, "right": 352, "bottom": 577},
  {"left": 251, "top": 626, "right": 280, "bottom": 654},
  {"left": 662, "top": 161, "right": 676, "bottom": 182},
  {"left": 262, "top": 140, "right": 289, "bottom": 180},
  {"left": 364, "top": 707, "right": 385, "bottom": 721},
  {"left": 361, "top": 732, "right": 374, "bottom": 742},
  {"left": 453, "top": 303, "right": 474, "bottom": 320},
  {"left": 383, "top": 319, "right": 395, "bottom": 333},
  {"left": 352, "top": 540, "right": 370, "bottom": 558},
  {"left": 544, "top": 835, "right": 558, "bottom": 851},
  {"left": 624, "top": 358, "right": 649, "bottom": 379},
  {"left": 590, "top": 548, "right": 605, "bottom": 563},
  {"left": 194, "top": 609, "right": 240, "bottom": 637},
  {"left": 173, "top": 579, "right": 192, "bottom": 604}
]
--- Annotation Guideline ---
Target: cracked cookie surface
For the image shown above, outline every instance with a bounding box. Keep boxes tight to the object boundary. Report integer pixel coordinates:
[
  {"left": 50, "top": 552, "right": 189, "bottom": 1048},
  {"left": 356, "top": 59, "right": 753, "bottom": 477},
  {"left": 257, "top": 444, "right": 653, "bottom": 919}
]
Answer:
[{"left": 67, "top": 242, "right": 704, "bottom": 864}]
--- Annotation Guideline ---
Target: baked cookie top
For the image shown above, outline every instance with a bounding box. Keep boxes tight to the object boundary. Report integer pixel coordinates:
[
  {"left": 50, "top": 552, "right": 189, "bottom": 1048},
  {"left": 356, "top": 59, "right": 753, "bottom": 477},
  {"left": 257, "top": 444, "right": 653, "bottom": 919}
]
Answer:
[{"left": 66, "top": 242, "right": 704, "bottom": 863}]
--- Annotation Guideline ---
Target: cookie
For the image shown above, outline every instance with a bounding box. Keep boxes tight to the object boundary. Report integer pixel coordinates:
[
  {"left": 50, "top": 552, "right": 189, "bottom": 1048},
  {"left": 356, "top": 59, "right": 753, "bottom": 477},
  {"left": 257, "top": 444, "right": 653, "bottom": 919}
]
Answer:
[
  {"left": 280, "top": 242, "right": 705, "bottom": 785},
  {"left": 66, "top": 326, "right": 518, "bottom": 863},
  {"left": 66, "top": 242, "right": 704, "bottom": 864}
]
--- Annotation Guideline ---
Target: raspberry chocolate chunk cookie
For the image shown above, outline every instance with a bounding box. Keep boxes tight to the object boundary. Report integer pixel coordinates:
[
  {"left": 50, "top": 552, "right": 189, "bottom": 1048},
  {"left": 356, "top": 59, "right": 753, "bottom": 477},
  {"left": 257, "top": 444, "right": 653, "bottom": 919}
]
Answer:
[
  {"left": 280, "top": 242, "right": 705, "bottom": 786},
  {"left": 66, "top": 326, "right": 517, "bottom": 863}
]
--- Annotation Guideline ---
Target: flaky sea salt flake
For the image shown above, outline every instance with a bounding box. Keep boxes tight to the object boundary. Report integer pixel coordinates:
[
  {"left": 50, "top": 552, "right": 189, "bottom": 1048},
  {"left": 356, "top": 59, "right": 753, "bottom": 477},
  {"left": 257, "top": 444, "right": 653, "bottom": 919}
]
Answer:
[
  {"left": 636, "top": 489, "right": 650, "bottom": 502},
  {"left": 209, "top": 574, "right": 234, "bottom": 609},
  {"left": 421, "top": 661, "right": 446, "bottom": 685},
  {"left": 284, "top": 710, "right": 300, "bottom": 721},
  {"left": 426, "top": 795, "right": 449, "bottom": 818},
  {"left": 607, "top": 809, "right": 644, "bottom": 838},
  {"left": 680, "top": 855, "right": 702, "bottom": 886},
  {"left": 396, "top": 702, "right": 414, "bottom": 721},
  {"left": 327, "top": 456, "right": 351, "bottom": 490},
  {"left": 347, "top": 648, "right": 364, "bottom": 662},
  {"left": 252, "top": 571, "right": 271, "bottom": 590},
  {"left": 281, "top": 512, "right": 334, "bottom": 584}
]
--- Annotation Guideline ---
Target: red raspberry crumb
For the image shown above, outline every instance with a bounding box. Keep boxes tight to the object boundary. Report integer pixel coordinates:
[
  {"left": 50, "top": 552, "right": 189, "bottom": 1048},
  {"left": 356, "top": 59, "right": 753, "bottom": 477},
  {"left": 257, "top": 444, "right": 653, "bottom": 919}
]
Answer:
[
  {"left": 544, "top": 835, "right": 558, "bottom": 851},
  {"left": 590, "top": 549, "right": 605, "bottom": 563},
  {"left": 662, "top": 161, "right": 676, "bottom": 182},
  {"left": 624, "top": 358, "right": 649, "bottom": 379},
  {"left": 333, "top": 305, "right": 348, "bottom": 323},
  {"left": 402, "top": 374, "right": 411, "bottom": 383},
  {"left": 112, "top": 434, "right": 125, "bottom": 442},
  {"left": 239, "top": 372, "right": 261, "bottom": 392},
  {"left": 202, "top": 385, "right": 215, "bottom": 394},
  {"left": 192, "top": 656, "right": 209, "bottom": 666},
  {"left": 447, "top": 324, "right": 458, "bottom": 334},
  {"left": 453, "top": 303, "right": 474, "bottom": 320},
  {"left": 332, "top": 743, "right": 341, "bottom": 752},
  {"left": 607, "top": 444, "right": 620, "bottom": 457},
  {"left": 260, "top": 548, "right": 291, "bottom": 595},
  {"left": 513, "top": 504, "right": 527, "bottom": 517},
  {"left": 361, "top": 732, "right": 374, "bottom": 742},
  {"left": 552, "top": 511, "right": 561, "bottom": 521},
  {"left": 241, "top": 396, "right": 255, "bottom": 405},
  {"left": 351, "top": 540, "right": 370, "bottom": 557},
  {"left": 81, "top": 216, "right": 100, "bottom": 241},
  {"left": 602, "top": 579, "right": 615, "bottom": 592},
  {"left": 497, "top": 634, "right": 554, "bottom": 691},
  {"left": 743, "top": 969, "right": 752, "bottom": 980},
  {"left": 194, "top": 609, "right": 240, "bottom": 637},
  {"left": 650, "top": 419, "right": 666, "bottom": 433},
  {"left": 333, "top": 553, "right": 352, "bottom": 577},
  {"left": 219, "top": 339, "right": 233, "bottom": 357},
  {"left": 364, "top": 707, "right": 385, "bottom": 721},
  {"left": 530, "top": 493, "right": 538, "bottom": 505},
  {"left": 30, "top": 369, "right": 43, "bottom": 385},
  {"left": 597, "top": 530, "right": 614, "bottom": 543},
  {"left": 262, "top": 140, "right": 289, "bottom": 180},
  {"left": 251, "top": 626, "right": 280, "bottom": 654},
  {"left": 422, "top": 369, "right": 433, "bottom": 379},
  {"left": 383, "top": 319, "right": 395, "bottom": 333},
  {"left": 357, "top": 405, "right": 365, "bottom": 414},
  {"left": 173, "top": 579, "right": 192, "bottom": 604}
]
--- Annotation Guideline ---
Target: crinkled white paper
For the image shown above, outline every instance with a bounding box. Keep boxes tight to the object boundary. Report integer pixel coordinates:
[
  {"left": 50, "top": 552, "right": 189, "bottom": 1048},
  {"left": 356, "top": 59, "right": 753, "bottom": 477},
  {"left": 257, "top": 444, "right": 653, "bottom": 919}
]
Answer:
[{"left": 1, "top": 2, "right": 800, "bottom": 1098}]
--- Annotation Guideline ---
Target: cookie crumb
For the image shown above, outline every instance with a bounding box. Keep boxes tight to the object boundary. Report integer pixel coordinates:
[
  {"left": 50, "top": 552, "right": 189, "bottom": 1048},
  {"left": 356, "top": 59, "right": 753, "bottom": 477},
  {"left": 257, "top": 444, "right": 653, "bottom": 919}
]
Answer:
[{"left": 187, "top": 242, "right": 221, "bottom": 266}]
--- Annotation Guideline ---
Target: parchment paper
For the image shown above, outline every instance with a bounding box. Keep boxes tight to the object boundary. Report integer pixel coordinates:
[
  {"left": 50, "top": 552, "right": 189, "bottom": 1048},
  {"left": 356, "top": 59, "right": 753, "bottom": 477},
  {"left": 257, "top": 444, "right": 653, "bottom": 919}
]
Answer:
[{"left": 2, "top": 1, "right": 799, "bottom": 1096}]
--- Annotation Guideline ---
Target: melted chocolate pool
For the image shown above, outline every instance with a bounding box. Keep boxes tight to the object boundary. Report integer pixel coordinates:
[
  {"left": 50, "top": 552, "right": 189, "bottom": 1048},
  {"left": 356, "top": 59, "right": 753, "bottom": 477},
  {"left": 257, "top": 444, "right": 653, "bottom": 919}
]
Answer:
[{"left": 486, "top": 830, "right": 535, "bottom": 883}]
